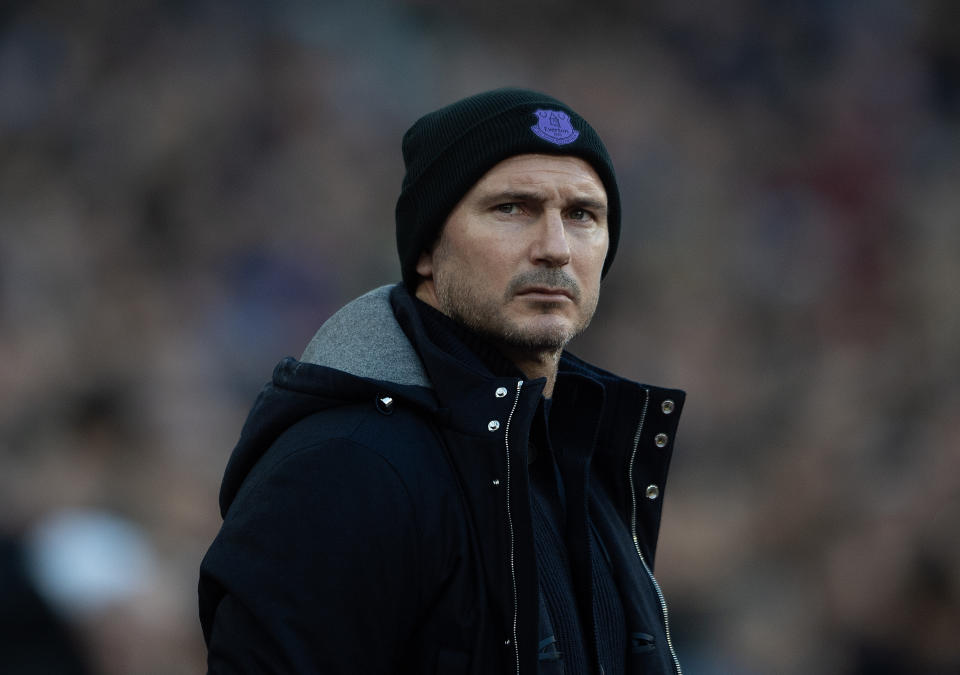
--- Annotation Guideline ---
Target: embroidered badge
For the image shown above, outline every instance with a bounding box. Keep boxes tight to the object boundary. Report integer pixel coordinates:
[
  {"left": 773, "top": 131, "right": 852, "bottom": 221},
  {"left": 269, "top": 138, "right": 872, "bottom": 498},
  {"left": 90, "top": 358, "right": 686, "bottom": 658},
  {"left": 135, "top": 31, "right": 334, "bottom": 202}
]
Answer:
[{"left": 530, "top": 109, "right": 579, "bottom": 145}]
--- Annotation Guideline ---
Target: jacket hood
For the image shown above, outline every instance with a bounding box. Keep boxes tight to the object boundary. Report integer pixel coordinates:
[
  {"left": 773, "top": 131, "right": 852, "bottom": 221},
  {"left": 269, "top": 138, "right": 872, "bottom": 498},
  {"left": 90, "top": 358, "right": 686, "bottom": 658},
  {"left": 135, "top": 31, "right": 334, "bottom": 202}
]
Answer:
[
  {"left": 299, "top": 285, "right": 432, "bottom": 388},
  {"left": 218, "top": 286, "right": 438, "bottom": 515}
]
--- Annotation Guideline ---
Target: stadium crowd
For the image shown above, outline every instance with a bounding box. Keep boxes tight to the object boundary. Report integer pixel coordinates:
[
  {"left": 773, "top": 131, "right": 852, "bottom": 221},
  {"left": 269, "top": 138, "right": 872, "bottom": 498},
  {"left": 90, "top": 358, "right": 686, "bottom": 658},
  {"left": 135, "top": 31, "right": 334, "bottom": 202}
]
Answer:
[{"left": 1, "top": 1, "right": 958, "bottom": 673}]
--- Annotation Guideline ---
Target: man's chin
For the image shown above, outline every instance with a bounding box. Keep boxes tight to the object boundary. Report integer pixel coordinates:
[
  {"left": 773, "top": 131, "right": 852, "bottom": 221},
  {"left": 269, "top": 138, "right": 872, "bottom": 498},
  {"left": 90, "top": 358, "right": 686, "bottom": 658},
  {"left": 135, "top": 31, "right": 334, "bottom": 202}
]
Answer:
[
  {"left": 447, "top": 305, "right": 581, "bottom": 354},
  {"left": 498, "top": 319, "right": 576, "bottom": 354}
]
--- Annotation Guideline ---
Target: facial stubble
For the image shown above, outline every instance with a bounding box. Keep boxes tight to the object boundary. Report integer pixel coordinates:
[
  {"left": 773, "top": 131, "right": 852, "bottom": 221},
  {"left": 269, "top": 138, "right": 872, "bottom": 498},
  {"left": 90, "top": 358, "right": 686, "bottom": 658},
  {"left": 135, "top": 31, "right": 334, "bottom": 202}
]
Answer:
[{"left": 433, "top": 263, "right": 599, "bottom": 355}]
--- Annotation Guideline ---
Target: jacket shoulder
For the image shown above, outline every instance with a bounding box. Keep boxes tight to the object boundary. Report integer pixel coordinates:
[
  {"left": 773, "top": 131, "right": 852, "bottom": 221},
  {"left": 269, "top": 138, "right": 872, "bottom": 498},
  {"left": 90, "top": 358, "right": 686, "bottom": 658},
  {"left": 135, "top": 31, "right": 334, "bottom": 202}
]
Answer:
[{"left": 229, "top": 399, "right": 446, "bottom": 512}]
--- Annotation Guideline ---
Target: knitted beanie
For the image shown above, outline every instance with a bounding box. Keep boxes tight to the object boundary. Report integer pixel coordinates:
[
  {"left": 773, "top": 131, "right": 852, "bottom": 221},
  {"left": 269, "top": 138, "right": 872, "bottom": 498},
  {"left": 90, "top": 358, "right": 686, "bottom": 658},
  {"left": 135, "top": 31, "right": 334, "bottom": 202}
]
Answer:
[{"left": 395, "top": 88, "right": 621, "bottom": 289}]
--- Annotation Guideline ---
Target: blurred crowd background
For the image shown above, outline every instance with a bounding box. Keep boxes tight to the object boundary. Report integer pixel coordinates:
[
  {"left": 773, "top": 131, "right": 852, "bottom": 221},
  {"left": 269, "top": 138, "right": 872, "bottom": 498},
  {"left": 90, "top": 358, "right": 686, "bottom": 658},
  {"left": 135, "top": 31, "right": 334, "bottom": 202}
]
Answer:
[{"left": 2, "top": 0, "right": 958, "bottom": 673}]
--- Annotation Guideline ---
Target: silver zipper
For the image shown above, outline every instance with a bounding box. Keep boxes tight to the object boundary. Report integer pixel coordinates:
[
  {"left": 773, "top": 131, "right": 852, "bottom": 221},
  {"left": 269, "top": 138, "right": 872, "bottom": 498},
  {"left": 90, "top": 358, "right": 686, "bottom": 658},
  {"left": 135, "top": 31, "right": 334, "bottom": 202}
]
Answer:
[
  {"left": 628, "top": 389, "right": 682, "bottom": 675},
  {"left": 503, "top": 379, "right": 524, "bottom": 675}
]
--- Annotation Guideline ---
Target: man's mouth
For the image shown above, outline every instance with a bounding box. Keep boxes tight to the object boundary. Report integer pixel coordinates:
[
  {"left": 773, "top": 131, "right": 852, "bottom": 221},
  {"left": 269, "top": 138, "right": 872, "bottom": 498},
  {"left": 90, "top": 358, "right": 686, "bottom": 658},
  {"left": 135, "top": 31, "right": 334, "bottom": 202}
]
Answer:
[{"left": 515, "top": 286, "right": 574, "bottom": 301}]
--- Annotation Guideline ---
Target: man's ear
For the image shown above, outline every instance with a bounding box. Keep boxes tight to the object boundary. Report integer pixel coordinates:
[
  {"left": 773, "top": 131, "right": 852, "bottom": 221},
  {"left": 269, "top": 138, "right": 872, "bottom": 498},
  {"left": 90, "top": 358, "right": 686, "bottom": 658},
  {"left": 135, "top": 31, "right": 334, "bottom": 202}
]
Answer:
[
  {"left": 415, "top": 249, "right": 434, "bottom": 279},
  {"left": 413, "top": 247, "right": 442, "bottom": 308}
]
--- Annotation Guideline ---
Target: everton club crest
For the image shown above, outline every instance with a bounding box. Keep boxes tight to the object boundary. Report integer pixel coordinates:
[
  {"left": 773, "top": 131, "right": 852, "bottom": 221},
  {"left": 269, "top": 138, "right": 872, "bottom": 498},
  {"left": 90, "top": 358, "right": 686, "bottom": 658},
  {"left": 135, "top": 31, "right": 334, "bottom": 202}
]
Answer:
[{"left": 530, "top": 109, "right": 579, "bottom": 145}]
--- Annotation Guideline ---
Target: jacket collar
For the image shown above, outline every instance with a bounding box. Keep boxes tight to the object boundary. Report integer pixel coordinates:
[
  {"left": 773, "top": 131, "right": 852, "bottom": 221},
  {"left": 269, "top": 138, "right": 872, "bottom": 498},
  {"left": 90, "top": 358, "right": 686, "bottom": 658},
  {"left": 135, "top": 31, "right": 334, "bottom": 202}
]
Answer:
[{"left": 388, "top": 284, "right": 549, "bottom": 434}]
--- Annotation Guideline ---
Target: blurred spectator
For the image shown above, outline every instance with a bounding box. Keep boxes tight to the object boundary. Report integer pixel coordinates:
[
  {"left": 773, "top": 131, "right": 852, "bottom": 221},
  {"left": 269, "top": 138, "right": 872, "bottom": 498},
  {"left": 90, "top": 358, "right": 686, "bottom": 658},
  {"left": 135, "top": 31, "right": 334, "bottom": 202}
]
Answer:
[{"left": 0, "top": 533, "right": 90, "bottom": 675}]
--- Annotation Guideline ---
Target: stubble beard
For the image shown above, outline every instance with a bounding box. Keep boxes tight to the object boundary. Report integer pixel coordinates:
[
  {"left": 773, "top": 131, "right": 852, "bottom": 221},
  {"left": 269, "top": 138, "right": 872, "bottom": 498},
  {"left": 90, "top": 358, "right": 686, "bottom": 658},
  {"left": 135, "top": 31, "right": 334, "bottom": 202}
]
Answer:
[{"left": 434, "top": 267, "right": 598, "bottom": 356}]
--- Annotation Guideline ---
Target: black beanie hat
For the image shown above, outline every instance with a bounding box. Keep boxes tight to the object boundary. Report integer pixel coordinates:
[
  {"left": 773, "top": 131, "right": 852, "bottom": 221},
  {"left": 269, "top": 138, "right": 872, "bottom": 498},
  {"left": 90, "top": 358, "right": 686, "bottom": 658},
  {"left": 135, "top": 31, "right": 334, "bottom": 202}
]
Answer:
[{"left": 395, "top": 88, "right": 621, "bottom": 289}]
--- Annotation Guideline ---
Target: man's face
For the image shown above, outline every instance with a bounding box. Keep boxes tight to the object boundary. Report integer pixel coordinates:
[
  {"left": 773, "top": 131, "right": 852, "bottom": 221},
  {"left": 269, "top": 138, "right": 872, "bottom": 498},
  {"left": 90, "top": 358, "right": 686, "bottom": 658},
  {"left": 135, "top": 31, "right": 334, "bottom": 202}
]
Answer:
[{"left": 415, "top": 154, "right": 609, "bottom": 354}]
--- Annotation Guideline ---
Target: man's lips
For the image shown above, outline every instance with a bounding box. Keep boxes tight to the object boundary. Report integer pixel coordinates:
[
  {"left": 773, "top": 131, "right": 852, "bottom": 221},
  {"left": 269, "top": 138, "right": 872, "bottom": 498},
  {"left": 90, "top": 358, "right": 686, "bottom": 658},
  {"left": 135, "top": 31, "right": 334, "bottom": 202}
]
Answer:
[{"left": 515, "top": 286, "right": 574, "bottom": 301}]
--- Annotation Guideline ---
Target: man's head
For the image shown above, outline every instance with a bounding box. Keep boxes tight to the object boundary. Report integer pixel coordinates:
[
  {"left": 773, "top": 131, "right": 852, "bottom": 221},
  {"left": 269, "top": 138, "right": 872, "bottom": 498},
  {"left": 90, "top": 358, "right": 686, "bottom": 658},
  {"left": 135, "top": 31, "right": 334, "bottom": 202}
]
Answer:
[
  {"left": 395, "top": 88, "right": 621, "bottom": 290},
  {"left": 395, "top": 89, "right": 619, "bottom": 360}
]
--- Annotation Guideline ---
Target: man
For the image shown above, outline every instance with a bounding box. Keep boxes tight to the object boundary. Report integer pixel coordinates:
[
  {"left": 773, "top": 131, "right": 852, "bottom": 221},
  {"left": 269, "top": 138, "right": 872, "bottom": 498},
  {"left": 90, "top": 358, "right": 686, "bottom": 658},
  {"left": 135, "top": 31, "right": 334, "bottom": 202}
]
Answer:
[{"left": 199, "top": 88, "right": 685, "bottom": 674}]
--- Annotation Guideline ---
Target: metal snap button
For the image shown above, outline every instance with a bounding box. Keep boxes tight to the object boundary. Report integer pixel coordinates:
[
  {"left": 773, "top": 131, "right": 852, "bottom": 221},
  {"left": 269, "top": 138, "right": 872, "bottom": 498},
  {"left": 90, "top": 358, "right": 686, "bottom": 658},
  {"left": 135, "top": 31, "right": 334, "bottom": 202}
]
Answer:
[
  {"left": 661, "top": 399, "right": 675, "bottom": 414},
  {"left": 645, "top": 484, "right": 660, "bottom": 500},
  {"left": 495, "top": 387, "right": 508, "bottom": 398},
  {"left": 654, "top": 433, "right": 669, "bottom": 448},
  {"left": 487, "top": 420, "right": 500, "bottom": 431},
  {"left": 375, "top": 395, "right": 394, "bottom": 415}
]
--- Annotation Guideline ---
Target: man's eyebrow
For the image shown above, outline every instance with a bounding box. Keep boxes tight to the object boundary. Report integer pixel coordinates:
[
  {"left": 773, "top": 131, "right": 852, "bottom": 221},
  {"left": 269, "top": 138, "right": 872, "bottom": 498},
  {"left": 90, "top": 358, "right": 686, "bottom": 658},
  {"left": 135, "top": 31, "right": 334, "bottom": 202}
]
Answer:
[
  {"left": 572, "top": 198, "right": 608, "bottom": 214},
  {"left": 484, "top": 190, "right": 548, "bottom": 203}
]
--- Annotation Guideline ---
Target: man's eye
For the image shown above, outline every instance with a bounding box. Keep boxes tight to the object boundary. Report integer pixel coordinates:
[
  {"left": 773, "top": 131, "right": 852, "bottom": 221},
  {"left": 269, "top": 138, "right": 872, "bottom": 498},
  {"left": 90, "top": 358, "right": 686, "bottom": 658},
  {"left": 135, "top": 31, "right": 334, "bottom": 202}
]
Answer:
[
  {"left": 568, "top": 208, "right": 589, "bottom": 221},
  {"left": 496, "top": 203, "right": 521, "bottom": 214}
]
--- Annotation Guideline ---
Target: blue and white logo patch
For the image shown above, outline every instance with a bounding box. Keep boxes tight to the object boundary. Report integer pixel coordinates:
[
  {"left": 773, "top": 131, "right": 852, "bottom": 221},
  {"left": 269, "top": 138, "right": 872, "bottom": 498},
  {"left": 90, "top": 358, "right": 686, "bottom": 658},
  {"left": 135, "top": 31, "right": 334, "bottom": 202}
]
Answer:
[{"left": 530, "top": 109, "right": 579, "bottom": 145}]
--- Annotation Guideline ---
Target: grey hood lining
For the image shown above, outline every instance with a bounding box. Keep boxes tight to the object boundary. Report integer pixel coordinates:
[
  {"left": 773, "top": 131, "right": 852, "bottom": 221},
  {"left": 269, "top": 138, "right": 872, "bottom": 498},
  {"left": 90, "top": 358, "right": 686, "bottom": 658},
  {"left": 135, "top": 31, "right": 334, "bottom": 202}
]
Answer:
[{"left": 300, "top": 285, "right": 432, "bottom": 389}]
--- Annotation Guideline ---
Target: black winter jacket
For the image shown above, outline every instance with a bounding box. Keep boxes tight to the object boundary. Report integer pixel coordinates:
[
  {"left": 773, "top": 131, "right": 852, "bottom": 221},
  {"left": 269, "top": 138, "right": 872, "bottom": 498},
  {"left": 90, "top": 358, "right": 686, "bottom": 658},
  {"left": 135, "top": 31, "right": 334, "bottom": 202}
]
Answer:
[{"left": 199, "top": 284, "right": 685, "bottom": 674}]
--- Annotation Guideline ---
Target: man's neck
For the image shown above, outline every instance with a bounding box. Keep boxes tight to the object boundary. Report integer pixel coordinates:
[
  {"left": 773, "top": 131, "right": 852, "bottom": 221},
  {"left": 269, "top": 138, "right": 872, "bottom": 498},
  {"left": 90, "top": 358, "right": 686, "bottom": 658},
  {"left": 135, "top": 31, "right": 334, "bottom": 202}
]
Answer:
[{"left": 497, "top": 345, "right": 561, "bottom": 398}]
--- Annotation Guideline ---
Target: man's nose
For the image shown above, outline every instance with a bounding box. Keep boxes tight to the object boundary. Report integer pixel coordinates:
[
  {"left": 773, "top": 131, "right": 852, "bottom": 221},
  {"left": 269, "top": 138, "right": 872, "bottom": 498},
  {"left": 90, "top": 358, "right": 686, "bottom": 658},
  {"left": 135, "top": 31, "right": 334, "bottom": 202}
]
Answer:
[{"left": 530, "top": 210, "right": 571, "bottom": 267}]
